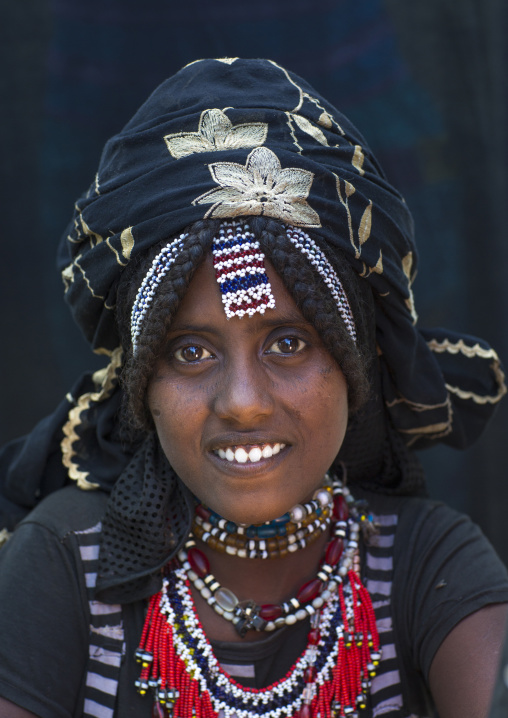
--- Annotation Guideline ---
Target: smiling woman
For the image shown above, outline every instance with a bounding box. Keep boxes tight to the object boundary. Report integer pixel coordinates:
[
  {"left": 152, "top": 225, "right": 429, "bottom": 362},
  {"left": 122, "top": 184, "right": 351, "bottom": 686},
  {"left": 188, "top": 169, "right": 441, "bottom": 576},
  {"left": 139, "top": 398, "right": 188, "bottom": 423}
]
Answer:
[{"left": 0, "top": 58, "right": 507, "bottom": 718}]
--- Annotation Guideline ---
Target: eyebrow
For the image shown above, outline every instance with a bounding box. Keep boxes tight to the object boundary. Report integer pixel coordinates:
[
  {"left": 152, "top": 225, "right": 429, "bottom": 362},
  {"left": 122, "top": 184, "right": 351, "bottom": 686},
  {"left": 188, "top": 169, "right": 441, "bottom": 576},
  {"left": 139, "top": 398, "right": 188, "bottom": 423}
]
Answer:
[{"left": 169, "top": 311, "right": 311, "bottom": 335}]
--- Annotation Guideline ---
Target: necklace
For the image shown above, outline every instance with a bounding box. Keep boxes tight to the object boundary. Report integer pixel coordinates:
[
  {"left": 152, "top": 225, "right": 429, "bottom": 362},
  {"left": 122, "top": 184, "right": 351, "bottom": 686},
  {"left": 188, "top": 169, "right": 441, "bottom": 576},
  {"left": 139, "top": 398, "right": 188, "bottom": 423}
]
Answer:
[
  {"left": 192, "top": 482, "right": 334, "bottom": 559},
  {"left": 135, "top": 479, "right": 381, "bottom": 717},
  {"left": 182, "top": 486, "right": 360, "bottom": 636},
  {"left": 136, "top": 568, "right": 380, "bottom": 718}
]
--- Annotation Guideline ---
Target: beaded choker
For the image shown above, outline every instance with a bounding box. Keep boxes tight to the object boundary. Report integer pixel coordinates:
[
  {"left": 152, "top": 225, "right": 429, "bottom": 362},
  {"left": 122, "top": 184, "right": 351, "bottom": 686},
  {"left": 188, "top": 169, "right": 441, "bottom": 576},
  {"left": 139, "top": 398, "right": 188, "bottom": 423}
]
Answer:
[
  {"left": 135, "top": 480, "right": 380, "bottom": 717},
  {"left": 192, "top": 483, "right": 333, "bottom": 560}
]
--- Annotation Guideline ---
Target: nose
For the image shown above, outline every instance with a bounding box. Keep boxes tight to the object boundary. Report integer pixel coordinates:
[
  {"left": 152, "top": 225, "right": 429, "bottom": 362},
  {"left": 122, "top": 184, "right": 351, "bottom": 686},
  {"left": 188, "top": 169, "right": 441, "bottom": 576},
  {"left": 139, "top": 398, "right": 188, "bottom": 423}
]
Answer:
[{"left": 213, "top": 355, "right": 274, "bottom": 425}]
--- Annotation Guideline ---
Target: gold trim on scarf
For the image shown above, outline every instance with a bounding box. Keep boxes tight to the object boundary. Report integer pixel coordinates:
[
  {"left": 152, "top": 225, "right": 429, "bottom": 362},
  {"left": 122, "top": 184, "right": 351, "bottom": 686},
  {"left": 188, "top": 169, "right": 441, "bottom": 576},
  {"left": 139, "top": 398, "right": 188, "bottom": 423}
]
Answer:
[
  {"left": 428, "top": 338, "right": 507, "bottom": 404},
  {"left": 61, "top": 348, "right": 123, "bottom": 490}
]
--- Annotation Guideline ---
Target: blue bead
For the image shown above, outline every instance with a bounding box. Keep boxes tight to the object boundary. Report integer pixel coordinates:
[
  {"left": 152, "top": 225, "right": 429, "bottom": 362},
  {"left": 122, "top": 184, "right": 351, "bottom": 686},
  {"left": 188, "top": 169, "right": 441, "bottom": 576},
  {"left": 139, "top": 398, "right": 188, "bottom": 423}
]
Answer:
[{"left": 257, "top": 525, "right": 278, "bottom": 538}]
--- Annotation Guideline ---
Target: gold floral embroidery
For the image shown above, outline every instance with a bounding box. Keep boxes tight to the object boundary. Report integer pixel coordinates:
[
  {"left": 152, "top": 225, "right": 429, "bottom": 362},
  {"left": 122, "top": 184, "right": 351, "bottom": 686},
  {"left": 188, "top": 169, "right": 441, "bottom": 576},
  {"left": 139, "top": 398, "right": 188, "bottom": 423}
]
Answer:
[
  {"left": 216, "top": 57, "right": 238, "bottom": 65},
  {"left": 194, "top": 146, "right": 320, "bottom": 227},
  {"left": 164, "top": 109, "right": 268, "bottom": 159}
]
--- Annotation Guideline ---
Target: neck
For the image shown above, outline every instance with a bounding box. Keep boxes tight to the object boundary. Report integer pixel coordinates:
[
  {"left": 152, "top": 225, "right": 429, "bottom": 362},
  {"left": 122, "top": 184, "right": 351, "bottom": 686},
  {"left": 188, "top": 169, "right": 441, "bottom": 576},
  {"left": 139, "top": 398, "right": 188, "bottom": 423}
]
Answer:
[{"left": 190, "top": 527, "right": 331, "bottom": 643}]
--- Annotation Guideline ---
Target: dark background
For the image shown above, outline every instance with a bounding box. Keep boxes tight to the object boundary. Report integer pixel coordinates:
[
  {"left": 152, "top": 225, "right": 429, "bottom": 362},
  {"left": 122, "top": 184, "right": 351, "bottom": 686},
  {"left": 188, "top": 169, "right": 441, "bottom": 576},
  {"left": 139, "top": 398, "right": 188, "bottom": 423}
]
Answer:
[{"left": 1, "top": 0, "right": 507, "bottom": 562}]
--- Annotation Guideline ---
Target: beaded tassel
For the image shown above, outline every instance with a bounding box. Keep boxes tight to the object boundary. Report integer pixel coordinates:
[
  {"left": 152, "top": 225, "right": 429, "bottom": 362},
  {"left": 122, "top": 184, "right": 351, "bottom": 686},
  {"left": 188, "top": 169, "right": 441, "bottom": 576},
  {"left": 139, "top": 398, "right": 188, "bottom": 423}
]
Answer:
[{"left": 136, "top": 569, "right": 380, "bottom": 718}]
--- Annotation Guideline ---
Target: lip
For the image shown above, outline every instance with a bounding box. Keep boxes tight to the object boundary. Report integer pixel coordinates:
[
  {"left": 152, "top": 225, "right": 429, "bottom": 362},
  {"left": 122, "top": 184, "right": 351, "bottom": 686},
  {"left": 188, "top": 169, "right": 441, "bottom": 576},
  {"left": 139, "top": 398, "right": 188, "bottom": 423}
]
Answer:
[{"left": 206, "top": 436, "right": 291, "bottom": 475}]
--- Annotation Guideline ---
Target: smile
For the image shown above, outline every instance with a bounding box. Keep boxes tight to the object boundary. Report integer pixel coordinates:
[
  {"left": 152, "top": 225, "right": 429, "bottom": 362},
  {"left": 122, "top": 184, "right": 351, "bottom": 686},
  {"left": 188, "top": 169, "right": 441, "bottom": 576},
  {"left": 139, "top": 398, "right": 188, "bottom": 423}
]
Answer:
[{"left": 214, "top": 443, "right": 286, "bottom": 464}]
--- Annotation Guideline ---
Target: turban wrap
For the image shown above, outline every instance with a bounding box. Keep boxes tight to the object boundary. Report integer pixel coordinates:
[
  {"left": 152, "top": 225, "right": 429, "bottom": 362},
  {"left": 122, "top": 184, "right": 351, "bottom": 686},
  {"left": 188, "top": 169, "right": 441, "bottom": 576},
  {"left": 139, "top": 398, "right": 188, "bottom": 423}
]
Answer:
[{"left": 1, "top": 58, "right": 505, "bottom": 524}]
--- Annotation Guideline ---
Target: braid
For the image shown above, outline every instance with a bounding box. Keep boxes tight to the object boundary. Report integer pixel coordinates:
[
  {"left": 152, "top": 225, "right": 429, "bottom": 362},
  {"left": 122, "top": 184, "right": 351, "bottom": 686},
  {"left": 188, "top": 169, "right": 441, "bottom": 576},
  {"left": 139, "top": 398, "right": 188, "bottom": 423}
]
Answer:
[
  {"left": 250, "top": 217, "right": 372, "bottom": 413},
  {"left": 117, "top": 219, "right": 221, "bottom": 429}
]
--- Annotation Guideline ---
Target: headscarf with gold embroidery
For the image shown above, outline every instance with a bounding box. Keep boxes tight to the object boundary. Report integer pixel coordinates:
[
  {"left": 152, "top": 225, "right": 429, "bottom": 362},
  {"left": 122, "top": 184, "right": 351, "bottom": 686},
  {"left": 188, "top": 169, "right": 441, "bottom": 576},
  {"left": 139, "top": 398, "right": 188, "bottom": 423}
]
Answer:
[{"left": 57, "top": 58, "right": 504, "bottom": 469}]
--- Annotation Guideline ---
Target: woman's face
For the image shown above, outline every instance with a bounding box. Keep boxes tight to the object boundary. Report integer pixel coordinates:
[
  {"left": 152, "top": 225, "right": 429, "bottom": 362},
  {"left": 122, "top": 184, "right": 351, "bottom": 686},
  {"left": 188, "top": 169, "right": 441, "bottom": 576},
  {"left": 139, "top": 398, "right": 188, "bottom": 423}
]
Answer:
[{"left": 147, "top": 255, "right": 348, "bottom": 525}]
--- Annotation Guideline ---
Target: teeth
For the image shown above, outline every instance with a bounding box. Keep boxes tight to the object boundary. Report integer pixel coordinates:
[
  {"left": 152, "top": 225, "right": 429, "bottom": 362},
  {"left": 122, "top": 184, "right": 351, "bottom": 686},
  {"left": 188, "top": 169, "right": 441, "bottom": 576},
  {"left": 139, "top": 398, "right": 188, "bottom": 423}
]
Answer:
[
  {"left": 235, "top": 447, "right": 249, "bottom": 463},
  {"left": 248, "top": 447, "right": 262, "bottom": 462},
  {"left": 216, "top": 443, "right": 286, "bottom": 464}
]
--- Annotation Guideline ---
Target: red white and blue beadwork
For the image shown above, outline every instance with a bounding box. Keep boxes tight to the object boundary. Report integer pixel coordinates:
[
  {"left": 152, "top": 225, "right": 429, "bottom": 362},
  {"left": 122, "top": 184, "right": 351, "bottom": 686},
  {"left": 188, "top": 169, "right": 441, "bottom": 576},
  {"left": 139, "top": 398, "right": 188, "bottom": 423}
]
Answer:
[{"left": 212, "top": 221, "right": 276, "bottom": 319}]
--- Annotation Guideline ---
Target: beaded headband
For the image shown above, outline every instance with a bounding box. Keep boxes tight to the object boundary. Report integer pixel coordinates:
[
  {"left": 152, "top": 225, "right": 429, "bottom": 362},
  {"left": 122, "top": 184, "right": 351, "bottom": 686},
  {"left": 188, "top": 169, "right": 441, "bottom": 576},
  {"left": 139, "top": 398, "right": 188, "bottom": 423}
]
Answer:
[{"left": 130, "top": 221, "right": 356, "bottom": 353}]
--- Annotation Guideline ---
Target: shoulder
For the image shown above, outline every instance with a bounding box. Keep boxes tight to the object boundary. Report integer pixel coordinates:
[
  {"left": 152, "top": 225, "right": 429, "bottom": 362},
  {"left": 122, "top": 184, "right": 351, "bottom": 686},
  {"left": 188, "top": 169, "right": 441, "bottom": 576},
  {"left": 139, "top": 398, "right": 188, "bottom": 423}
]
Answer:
[{"left": 16, "top": 484, "right": 109, "bottom": 541}]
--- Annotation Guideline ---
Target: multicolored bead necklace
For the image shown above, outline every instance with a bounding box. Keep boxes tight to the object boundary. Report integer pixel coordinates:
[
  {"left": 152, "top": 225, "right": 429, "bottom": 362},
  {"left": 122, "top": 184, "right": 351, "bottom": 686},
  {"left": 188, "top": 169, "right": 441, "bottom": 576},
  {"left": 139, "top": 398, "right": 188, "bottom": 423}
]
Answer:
[
  {"left": 135, "top": 478, "right": 381, "bottom": 717},
  {"left": 192, "top": 483, "right": 333, "bottom": 559},
  {"left": 182, "top": 512, "right": 358, "bottom": 635}
]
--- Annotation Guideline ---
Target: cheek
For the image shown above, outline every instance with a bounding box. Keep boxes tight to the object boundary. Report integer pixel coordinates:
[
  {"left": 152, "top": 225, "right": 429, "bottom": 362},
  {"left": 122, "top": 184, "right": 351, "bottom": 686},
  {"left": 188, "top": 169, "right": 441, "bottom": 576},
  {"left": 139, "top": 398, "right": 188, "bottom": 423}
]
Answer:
[
  {"left": 147, "top": 379, "right": 200, "bottom": 464},
  {"left": 308, "top": 365, "right": 349, "bottom": 454}
]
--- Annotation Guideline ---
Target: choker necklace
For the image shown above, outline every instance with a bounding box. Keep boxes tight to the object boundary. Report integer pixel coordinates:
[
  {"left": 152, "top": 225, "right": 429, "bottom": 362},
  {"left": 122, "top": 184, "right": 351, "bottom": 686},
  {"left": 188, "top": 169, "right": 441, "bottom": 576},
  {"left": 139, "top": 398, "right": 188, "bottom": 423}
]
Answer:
[
  {"left": 192, "top": 481, "right": 334, "bottom": 560},
  {"left": 135, "top": 478, "right": 381, "bottom": 717}
]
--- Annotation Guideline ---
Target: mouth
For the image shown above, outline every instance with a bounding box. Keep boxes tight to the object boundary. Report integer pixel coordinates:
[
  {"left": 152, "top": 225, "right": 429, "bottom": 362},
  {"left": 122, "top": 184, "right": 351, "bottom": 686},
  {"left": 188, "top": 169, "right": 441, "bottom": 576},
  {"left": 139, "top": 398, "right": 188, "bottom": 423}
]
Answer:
[{"left": 213, "top": 442, "right": 287, "bottom": 464}]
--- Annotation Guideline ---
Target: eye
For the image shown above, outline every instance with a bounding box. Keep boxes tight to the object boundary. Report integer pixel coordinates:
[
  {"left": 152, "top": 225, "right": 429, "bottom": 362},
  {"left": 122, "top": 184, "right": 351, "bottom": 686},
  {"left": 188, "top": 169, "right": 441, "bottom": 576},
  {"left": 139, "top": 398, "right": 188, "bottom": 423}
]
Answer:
[
  {"left": 174, "top": 345, "right": 213, "bottom": 363},
  {"left": 267, "top": 336, "right": 306, "bottom": 355}
]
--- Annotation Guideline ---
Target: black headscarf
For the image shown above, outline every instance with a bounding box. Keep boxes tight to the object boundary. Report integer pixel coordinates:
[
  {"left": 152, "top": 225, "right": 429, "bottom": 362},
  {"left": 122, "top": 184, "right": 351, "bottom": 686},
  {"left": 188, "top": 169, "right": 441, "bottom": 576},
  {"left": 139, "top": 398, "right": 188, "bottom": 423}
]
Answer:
[{"left": 1, "top": 58, "right": 504, "bottom": 535}]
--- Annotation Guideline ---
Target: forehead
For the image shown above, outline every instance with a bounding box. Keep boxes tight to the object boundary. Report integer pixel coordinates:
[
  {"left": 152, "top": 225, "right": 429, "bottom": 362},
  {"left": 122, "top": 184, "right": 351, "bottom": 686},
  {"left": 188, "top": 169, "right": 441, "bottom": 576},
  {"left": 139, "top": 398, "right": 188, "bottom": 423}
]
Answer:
[{"left": 169, "top": 254, "right": 307, "bottom": 331}]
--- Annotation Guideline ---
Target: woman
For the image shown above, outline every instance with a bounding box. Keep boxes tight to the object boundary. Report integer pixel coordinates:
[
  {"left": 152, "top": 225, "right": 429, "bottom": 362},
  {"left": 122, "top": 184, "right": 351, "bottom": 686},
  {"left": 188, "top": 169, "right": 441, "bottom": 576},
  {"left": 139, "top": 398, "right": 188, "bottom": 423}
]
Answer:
[{"left": 0, "top": 58, "right": 507, "bottom": 718}]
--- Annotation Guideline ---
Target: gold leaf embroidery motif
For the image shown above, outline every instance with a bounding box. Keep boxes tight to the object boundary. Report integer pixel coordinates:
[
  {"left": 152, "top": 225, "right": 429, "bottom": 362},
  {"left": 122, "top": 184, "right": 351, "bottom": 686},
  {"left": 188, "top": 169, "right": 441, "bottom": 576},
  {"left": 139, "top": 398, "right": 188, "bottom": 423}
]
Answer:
[
  {"left": 121, "top": 227, "right": 135, "bottom": 261},
  {"left": 194, "top": 146, "right": 320, "bottom": 227},
  {"left": 318, "top": 112, "right": 333, "bottom": 129},
  {"left": 290, "top": 114, "right": 329, "bottom": 146},
  {"left": 358, "top": 202, "right": 372, "bottom": 245},
  {"left": 360, "top": 251, "right": 383, "bottom": 278},
  {"left": 352, "top": 145, "right": 365, "bottom": 175},
  {"left": 216, "top": 57, "right": 238, "bottom": 65},
  {"left": 401, "top": 252, "right": 418, "bottom": 323},
  {"left": 336, "top": 176, "right": 357, "bottom": 258},
  {"left": 164, "top": 109, "right": 268, "bottom": 159},
  {"left": 80, "top": 216, "right": 103, "bottom": 247}
]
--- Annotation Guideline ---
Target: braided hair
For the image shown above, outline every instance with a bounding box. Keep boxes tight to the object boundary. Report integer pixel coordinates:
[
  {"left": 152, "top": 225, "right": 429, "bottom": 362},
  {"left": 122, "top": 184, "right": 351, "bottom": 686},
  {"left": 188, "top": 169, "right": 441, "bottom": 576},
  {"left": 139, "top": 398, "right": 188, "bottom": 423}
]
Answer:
[{"left": 116, "top": 217, "right": 375, "bottom": 432}]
